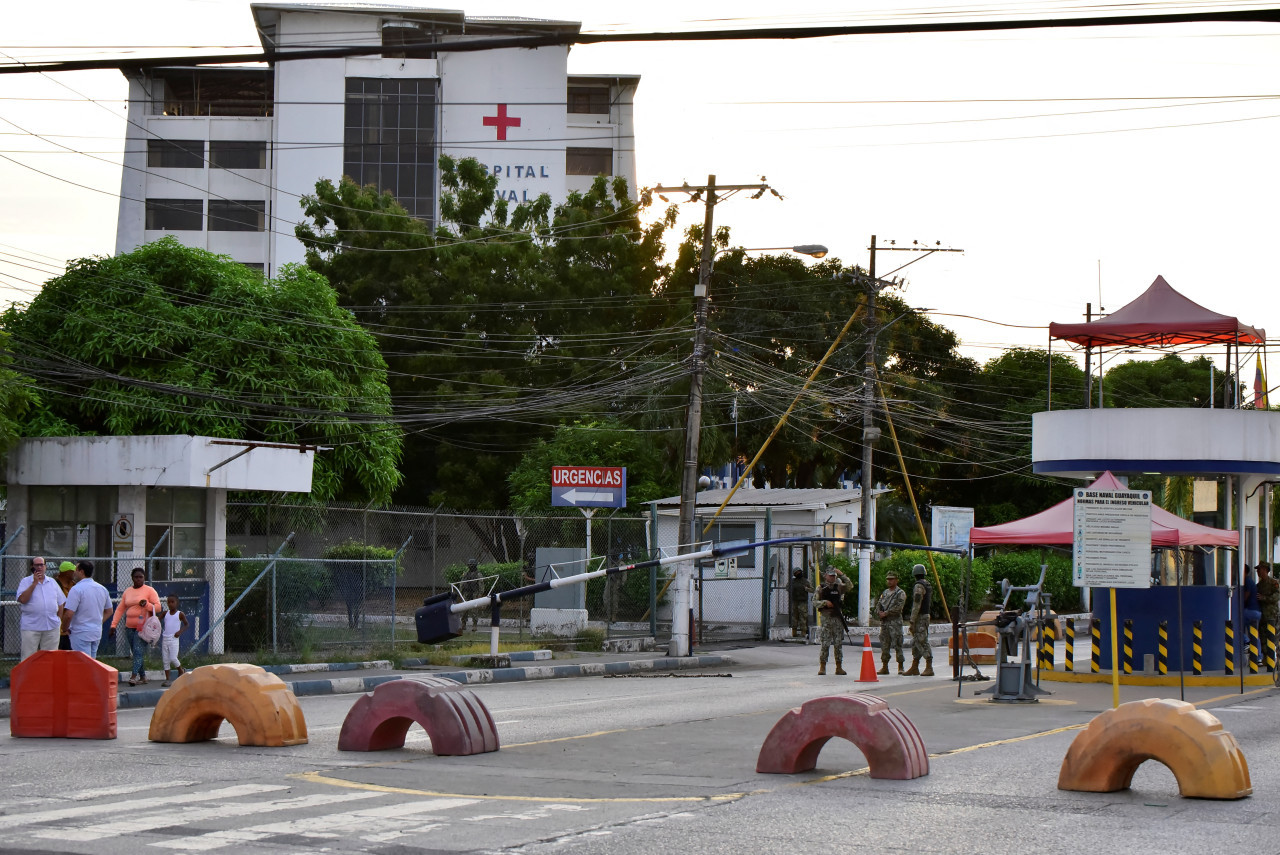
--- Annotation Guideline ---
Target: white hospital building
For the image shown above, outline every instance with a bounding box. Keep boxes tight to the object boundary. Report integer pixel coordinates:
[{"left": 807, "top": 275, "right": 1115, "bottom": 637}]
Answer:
[{"left": 114, "top": 3, "right": 639, "bottom": 276}]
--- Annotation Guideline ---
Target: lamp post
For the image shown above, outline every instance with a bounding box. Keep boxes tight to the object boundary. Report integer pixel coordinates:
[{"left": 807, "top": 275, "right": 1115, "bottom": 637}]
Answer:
[{"left": 670, "top": 240, "right": 828, "bottom": 657}]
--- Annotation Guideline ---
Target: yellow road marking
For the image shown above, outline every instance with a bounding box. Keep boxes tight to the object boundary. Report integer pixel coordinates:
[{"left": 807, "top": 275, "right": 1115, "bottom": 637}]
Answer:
[{"left": 291, "top": 770, "right": 748, "bottom": 804}]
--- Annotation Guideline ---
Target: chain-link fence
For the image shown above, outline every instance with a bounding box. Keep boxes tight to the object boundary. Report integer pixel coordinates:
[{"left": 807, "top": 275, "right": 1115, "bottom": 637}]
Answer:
[
  {"left": 0, "top": 503, "right": 859, "bottom": 658},
  {"left": 219, "top": 502, "right": 662, "bottom": 653}
]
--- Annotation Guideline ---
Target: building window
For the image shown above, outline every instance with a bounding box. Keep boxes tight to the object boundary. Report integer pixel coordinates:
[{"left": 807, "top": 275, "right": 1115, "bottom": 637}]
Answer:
[
  {"left": 344, "top": 77, "right": 438, "bottom": 221},
  {"left": 154, "top": 69, "right": 273, "bottom": 117},
  {"left": 240, "top": 262, "right": 265, "bottom": 274},
  {"left": 209, "top": 140, "right": 267, "bottom": 170},
  {"left": 27, "top": 486, "right": 117, "bottom": 559},
  {"left": 145, "top": 199, "right": 203, "bottom": 231},
  {"left": 566, "top": 147, "right": 613, "bottom": 177},
  {"left": 381, "top": 21, "right": 438, "bottom": 59},
  {"left": 147, "top": 139, "right": 205, "bottom": 169},
  {"left": 208, "top": 200, "right": 265, "bottom": 232},
  {"left": 567, "top": 86, "right": 610, "bottom": 114},
  {"left": 699, "top": 521, "right": 757, "bottom": 569},
  {"left": 146, "top": 487, "right": 206, "bottom": 580}
]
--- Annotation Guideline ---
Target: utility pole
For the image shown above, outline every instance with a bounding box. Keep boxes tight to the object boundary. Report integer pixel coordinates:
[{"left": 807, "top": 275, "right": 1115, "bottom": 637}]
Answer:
[
  {"left": 652, "top": 174, "right": 774, "bottom": 657},
  {"left": 855, "top": 236, "right": 961, "bottom": 626}
]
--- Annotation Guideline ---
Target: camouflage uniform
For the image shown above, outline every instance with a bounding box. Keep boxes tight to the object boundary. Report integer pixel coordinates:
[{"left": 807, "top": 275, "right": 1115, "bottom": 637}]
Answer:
[
  {"left": 876, "top": 582, "right": 907, "bottom": 670},
  {"left": 908, "top": 570, "right": 933, "bottom": 673},
  {"left": 1257, "top": 565, "right": 1280, "bottom": 648},
  {"left": 789, "top": 570, "right": 813, "bottom": 638},
  {"left": 815, "top": 570, "right": 850, "bottom": 674}
]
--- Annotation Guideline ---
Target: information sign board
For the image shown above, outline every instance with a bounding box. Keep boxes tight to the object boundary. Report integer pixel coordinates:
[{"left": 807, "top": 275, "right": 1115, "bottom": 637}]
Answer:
[{"left": 1071, "top": 488, "right": 1152, "bottom": 588}]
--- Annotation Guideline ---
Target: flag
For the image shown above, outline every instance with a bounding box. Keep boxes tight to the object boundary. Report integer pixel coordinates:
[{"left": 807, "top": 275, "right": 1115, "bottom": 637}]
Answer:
[{"left": 1254, "top": 355, "right": 1269, "bottom": 409}]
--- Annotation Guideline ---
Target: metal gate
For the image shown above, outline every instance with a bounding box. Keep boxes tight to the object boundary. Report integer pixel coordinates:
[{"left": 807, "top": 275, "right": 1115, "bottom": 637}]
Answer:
[
  {"left": 694, "top": 553, "right": 766, "bottom": 643},
  {"left": 769, "top": 539, "right": 816, "bottom": 635}
]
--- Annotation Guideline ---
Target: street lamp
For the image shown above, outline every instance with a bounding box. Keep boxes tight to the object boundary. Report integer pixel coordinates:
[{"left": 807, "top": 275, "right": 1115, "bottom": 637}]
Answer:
[{"left": 672, "top": 240, "right": 827, "bottom": 657}]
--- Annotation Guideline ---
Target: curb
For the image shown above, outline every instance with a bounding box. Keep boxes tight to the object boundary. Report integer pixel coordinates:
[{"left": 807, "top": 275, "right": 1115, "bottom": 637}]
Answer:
[{"left": 0, "top": 654, "right": 735, "bottom": 718}]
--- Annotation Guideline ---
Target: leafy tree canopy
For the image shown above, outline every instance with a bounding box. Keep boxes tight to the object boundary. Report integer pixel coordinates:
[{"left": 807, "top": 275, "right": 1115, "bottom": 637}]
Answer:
[
  {"left": 1, "top": 238, "right": 402, "bottom": 504},
  {"left": 506, "top": 418, "right": 672, "bottom": 513},
  {"left": 296, "top": 158, "right": 681, "bottom": 509}
]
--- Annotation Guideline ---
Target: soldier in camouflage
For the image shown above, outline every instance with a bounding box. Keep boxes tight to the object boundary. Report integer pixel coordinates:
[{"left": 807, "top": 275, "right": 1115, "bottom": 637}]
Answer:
[
  {"left": 1257, "top": 562, "right": 1280, "bottom": 654},
  {"left": 815, "top": 567, "right": 851, "bottom": 675},
  {"left": 789, "top": 568, "right": 813, "bottom": 639},
  {"left": 904, "top": 564, "right": 934, "bottom": 676},
  {"left": 875, "top": 570, "right": 907, "bottom": 674}
]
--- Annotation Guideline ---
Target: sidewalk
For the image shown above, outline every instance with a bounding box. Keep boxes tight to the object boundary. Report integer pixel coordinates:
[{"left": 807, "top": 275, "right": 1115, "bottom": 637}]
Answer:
[{"left": 0, "top": 647, "right": 737, "bottom": 718}]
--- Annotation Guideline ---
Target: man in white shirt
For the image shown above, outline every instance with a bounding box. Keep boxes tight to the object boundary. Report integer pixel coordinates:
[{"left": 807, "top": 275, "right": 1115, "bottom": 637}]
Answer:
[
  {"left": 16, "top": 557, "right": 66, "bottom": 660},
  {"left": 60, "top": 561, "right": 114, "bottom": 658}
]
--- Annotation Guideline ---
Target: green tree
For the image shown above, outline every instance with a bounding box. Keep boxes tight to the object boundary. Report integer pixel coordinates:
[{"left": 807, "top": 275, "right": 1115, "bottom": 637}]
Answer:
[
  {"left": 1, "top": 238, "right": 402, "bottom": 503},
  {"left": 296, "top": 159, "right": 680, "bottom": 509},
  {"left": 506, "top": 418, "right": 673, "bottom": 513},
  {"left": 1102, "top": 353, "right": 1217, "bottom": 408},
  {"left": 0, "top": 329, "right": 36, "bottom": 455}
]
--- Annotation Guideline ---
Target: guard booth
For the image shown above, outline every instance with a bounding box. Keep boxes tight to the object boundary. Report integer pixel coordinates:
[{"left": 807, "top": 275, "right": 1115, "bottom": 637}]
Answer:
[
  {"left": 652, "top": 488, "right": 874, "bottom": 643},
  {"left": 3, "top": 435, "right": 315, "bottom": 657}
]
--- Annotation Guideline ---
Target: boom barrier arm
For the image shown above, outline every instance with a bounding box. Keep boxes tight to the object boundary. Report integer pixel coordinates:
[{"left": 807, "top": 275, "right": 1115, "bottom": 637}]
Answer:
[{"left": 414, "top": 535, "right": 966, "bottom": 648}]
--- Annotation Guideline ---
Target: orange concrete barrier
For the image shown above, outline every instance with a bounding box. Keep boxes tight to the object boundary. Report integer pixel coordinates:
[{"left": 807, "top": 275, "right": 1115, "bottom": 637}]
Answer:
[
  {"left": 950, "top": 633, "right": 997, "bottom": 665},
  {"left": 10, "top": 651, "right": 118, "bottom": 739},
  {"left": 756, "top": 693, "right": 928, "bottom": 779},
  {"left": 1058, "top": 698, "right": 1251, "bottom": 799},
  {"left": 148, "top": 663, "right": 307, "bottom": 747},
  {"left": 338, "top": 676, "right": 499, "bottom": 754}
]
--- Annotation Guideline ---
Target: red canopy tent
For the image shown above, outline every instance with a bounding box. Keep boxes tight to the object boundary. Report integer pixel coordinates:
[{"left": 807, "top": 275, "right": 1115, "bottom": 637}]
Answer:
[
  {"left": 969, "top": 472, "right": 1239, "bottom": 548},
  {"left": 1048, "top": 275, "right": 1265, "bottom": 348}
]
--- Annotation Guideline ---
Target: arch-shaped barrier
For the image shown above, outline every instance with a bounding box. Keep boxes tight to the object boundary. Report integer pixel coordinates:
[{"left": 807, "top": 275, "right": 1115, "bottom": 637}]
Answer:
[
  {"left": 148, "top": 663, "right": 308, "bottom": 747},
  {"left": 1057, "top": 698, "right": 1251, "bottom": 799},
  {"left": 338, "top": 675, "right": 499, "bottom": 754},
  {"left": 756, "top": 693, "right": 928, "bottom": 779}
]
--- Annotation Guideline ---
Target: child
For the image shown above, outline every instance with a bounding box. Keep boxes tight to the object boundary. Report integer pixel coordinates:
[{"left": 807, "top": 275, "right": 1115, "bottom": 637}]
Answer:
[{"left": 159, "top": 594, "right": 188, "bottom": 687}]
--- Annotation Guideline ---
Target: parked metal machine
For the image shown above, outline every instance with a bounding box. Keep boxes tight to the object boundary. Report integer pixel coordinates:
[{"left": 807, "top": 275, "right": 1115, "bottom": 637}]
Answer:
[{"left": 984, "top": 565, "right": 1053, "bottom": 703}]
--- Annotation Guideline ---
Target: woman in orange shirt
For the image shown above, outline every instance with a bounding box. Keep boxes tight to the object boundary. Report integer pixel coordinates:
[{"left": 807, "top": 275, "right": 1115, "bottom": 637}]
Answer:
[{"left": 110, "top": 567, "right": 160, "bottom": 686}]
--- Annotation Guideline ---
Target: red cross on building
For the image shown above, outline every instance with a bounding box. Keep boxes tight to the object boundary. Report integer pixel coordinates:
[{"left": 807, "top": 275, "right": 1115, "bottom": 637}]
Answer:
[{"left": 482, "top": 104, "right": 521, "bottom": 141}]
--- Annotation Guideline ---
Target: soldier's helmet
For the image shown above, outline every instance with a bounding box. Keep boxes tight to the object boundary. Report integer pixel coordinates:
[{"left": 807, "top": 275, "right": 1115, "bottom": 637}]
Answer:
[
  {"left": 885, "top": 571, "right": 897, "bottom": 580},
  {"left": 467, "top": 559, "right": 478, "bottom": 569},
  {"left": 912, "top": 564, "right": 926, "bottom": 578}
]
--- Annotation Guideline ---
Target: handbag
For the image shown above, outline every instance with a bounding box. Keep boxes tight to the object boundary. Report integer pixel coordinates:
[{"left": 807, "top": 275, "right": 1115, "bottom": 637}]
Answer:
[{"left": 138, "top": 604, "right": 162, "bottom": 645}]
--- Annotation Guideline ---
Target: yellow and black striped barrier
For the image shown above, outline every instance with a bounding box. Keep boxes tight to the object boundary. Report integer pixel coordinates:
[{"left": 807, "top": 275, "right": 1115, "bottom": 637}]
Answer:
[
  {"left": 1225, "top": 619, "right": 1235, "bottom": 676},
  {"left": 1122, "top": 619, "right": 1134, "bottom": 675},
  {"left": 1249, "top": 622, "right": 1260, "bottom": 674},
  {"left": 1065, "top": 618, "right": 1075, "bottom": 673},
  {"left": 1091, "top": 618, "right": 1101, "bottom": 673},
  {"left": 1041, "top": 619, "right": 1055, "bottom": 670},
  {"left": 1156, "top": 620, "right": 1168, "bottom": 675},
  {"left": 1266, "top": 622, "right": 1277, "bottom": 673},
  {"left": 1192, "top": 620, "right": 1203, "bottom": 675}
]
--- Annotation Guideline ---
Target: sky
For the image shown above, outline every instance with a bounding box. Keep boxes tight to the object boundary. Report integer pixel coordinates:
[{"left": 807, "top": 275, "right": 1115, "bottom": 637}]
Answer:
[{"left": 2, "top": 0, "right": 1279, "bottom": 368}]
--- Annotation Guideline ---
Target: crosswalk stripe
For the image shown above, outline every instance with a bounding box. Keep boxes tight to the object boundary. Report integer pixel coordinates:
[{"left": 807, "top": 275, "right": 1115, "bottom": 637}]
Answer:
[
  {"left": 34, "top": 791, "right": 384, "bottom": 843},
  {"left": 0, "top": 784, "right": 287, "bottom": 831},
  {"left": 150, "top": 797, "right": 481, "bottom": 851}
]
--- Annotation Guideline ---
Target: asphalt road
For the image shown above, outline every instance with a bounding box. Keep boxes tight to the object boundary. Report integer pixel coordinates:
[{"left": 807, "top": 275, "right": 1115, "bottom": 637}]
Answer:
[{"left": 3, "top": 643, "right": 1279, "bottom": 854}]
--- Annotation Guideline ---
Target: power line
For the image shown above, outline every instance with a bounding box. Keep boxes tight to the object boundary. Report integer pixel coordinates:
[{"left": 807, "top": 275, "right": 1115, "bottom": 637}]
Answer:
[{"left": 5, "top": 6, "right": 1280, "bottom": 75}]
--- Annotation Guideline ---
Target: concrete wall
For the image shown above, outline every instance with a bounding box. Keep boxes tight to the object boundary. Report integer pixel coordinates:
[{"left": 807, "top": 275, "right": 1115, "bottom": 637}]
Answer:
[{"left": 8, "top": 436, "right": 313, "bottom": 493}]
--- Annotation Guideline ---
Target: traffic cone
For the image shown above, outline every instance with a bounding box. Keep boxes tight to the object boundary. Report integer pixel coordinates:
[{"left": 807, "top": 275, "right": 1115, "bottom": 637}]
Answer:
[{"left": 857, "top": 633, "right": 879, "bottom": 682}]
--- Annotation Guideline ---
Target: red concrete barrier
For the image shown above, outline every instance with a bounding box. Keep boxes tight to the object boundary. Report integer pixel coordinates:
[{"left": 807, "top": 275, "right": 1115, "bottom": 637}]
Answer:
[
  {"left": 10, "top": 651, "right": 118, "bottom": 739},
  {"left": 1058, "top": 698, "right": 1251, "bottom": 799},
  {"left": 338, "top": 676, "right": 499, "bottom": 755},
  {"left": 756, "top": 693, "right": 928, "bottom": 779}
]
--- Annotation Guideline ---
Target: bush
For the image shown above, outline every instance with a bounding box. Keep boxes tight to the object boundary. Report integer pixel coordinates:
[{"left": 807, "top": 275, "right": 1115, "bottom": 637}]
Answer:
[
  {"left": 444, "top": 561, "right": 526, "bottom": 592},
  {"left": 870, "top": 550, "right": 993, "bottom": 622},
  {"left": 977, "top": 551, "right": 1079, "bottom": 614},
  {"left": 322, "top": 540, "right": 402, "bottom": 630},
  {"left": 223, "top": 549, "right": 326, "bottom": 652}
]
